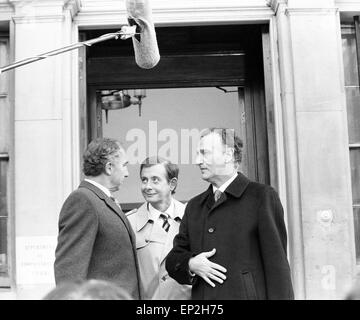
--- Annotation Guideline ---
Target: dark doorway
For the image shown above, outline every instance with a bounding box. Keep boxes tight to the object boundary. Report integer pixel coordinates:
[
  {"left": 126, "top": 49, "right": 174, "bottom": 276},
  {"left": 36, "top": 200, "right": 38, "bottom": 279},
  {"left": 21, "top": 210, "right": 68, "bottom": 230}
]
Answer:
[{"left": 79, "top": 24, "right": 273, "bottom": 208}]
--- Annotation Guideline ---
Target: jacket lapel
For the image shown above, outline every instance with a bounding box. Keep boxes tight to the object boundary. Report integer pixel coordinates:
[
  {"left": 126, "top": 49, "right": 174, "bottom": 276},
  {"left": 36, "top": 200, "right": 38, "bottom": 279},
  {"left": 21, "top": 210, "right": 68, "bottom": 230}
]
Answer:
[
  {"left": 225, "top": 172, "right": 250, "bottom": 198},
  {"left": 211, "top": 192, "right": 227, "bottom": 211},
  {"left": 104, "top": 197, "right": 136, "bottom": 240},
  {"left": 199, "top": 185, "right": 215, "bottom": 210},
  {"left": 209, "top": 173, "right": 250, "bottom": 213},
  {"left": 79, "top": 180, "right": 136, "bottom": 246},
  {"left": 135, "top": 202, "right": 167, "bottom": 245},
  {"left": 135, "top": 203, "right": 151, "bottom": 232}
]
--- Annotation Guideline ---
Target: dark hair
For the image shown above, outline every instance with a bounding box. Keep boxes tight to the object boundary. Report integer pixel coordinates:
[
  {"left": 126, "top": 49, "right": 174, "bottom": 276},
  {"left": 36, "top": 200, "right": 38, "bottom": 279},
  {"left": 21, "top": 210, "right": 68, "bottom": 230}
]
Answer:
[
  {"left": 82, "top": 138, "right": 123, "bottom": 177},
  {"left": 140, "top": 156, "right": 179, "bottom": 194},
  {"left": 43, "top": 279, "right": 132, "bottom": 300},
  {"left": 200, "top": 128, "right": 243, "bottom": 165}
]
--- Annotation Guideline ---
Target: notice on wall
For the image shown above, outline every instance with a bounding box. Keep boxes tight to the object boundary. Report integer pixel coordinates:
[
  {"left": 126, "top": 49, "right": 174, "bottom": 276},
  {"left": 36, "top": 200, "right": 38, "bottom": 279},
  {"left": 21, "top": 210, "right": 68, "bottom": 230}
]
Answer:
[{"left": 16, "top": 236, "right": 57, "bottom": 285}]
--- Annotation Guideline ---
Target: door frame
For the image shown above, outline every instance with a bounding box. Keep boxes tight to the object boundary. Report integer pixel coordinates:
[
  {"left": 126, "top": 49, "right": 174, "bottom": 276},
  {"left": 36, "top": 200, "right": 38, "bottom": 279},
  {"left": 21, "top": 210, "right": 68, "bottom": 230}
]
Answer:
[
  {"left": 83, "top": 23, "right": 273, "bottom": 188},
  {"left": 86, "top": 80, "right": 271, "bottom": 182}
]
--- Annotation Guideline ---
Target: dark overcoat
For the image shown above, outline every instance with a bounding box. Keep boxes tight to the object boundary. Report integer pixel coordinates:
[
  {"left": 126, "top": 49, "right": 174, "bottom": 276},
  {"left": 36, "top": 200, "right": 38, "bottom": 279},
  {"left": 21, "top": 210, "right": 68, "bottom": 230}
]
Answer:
[
  {"left": 54, "top": 180, "right": 141, "bottom": 299},
  {"left": 166, "top": 173, "right": 294, "bottom": 300}
]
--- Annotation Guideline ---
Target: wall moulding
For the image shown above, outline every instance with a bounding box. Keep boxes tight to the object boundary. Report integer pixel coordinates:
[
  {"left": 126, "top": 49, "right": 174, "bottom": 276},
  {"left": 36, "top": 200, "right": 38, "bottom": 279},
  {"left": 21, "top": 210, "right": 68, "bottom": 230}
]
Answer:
[
  {"left": 9, "top": 0, "right": 67, "bottom": 8},
  {"left": 75, "top": 0, "right": 275, "bottom": 27},
  {"left": 79, "top": 0, "right": 270, "bottom": 10},
  {"left": 12, "top": 15, "right": 65, "bottom": 24},
  {"left": 75, "top": 7, "right": 275, "bottom": 28},
  {"left": 336, "top": 0, "right": 360, "bottom": 11},
  {"left": 267, "top": 1, "right": 360, "bottom": 15},
  {"left": 285, "top": 7, "right": 339, "bottom": 16},
  {"left": 8, "top": 2, "right": 65, "bottom": 20},
  {"left": 8, "top": 0, "right": 66, "bottom": 4},
  {"left": 0, "top": 4, "right": 14, "bottom": 21}
]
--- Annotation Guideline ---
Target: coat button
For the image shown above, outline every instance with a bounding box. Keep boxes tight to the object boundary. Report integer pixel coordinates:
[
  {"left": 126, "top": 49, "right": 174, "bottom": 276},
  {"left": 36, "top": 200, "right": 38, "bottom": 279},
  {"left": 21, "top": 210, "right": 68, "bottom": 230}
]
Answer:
[
  {"left": 208, "top": 227, "right": 215, "bottom": 233},
  {"left": 161, "top": 276, "right": 167, "bottom": 281}
]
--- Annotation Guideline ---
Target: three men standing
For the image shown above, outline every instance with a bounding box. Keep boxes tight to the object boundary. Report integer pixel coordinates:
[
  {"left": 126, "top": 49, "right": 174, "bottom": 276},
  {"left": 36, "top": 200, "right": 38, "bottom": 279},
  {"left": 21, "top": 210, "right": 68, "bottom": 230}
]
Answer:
[{"left": 54, "top": 129, "right": 294, "bottom": 300}]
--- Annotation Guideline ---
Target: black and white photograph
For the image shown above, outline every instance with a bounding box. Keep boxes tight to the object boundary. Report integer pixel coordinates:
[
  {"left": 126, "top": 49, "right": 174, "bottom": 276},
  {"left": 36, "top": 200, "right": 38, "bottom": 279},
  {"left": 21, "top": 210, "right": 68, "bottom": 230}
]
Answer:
[{"left": 0, "top": 0, "right": 360, "bottom": 306}]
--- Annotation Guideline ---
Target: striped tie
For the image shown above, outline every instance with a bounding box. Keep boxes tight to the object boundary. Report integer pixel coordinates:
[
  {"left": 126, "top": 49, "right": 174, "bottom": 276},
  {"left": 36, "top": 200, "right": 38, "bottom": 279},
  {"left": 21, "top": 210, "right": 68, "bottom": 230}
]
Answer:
[
  {"left": 214, "top": 189, "right": 223, "bottom": 202},
  {"left": 160, "top": 213, "right": 170, "bottom": 232}
]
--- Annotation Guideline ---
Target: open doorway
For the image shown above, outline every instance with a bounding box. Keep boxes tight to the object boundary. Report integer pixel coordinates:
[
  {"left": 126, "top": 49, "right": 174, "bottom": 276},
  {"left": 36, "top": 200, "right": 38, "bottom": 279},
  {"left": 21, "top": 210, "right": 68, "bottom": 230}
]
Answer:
[
  {"left": 100, "top": 86, "right": 245, "bottom": 208},
  {"left": 80, "top": 24, "right": 274, "bottom": 210}
]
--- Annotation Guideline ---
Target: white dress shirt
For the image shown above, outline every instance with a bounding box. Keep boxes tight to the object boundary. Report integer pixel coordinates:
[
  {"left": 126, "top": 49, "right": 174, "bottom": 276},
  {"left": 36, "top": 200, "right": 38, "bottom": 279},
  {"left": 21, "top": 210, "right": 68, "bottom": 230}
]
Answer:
[
  {"left": 212, "top": 172, "right": 238, "bottom": 194},
  {"left": 84, "top": 179, "right": 112, "bottom": 197},
  {"left": 148, "top": 199, "right": 180, "bottom": 228}
]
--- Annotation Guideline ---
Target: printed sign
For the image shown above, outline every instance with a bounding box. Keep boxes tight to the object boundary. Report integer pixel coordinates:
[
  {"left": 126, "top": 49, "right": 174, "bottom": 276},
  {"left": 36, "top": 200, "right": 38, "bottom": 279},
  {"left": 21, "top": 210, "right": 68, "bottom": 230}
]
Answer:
[{"left": 16, "top": 236, "right": 57, "bottom": 285}]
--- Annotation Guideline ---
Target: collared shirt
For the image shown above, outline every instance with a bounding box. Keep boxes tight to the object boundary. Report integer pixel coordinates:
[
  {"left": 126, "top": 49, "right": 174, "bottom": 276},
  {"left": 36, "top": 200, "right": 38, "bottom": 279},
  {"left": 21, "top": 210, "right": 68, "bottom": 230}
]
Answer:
[
  {"left": 148, "top": 199, "right": 181, "bottom": 228},
  {"left": 84, "top": 178, "right": 112, "bottom": 197},
  {"left": 126, "top": 199, "right": 191, "bottom": 300},
  {"left": 212, "top": 171, "right": 238, "bottom": 194}
]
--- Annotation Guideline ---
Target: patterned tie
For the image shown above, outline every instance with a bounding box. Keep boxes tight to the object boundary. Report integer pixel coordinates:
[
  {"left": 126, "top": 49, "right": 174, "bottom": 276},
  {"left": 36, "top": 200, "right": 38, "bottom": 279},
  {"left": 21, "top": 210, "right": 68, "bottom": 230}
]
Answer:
[
  {"left": 214, "top": 189, "right": 223, "bottom": 202},
  {"left": 160, "top": 213, "right": 170, "bottom": 232},
  {"left": 110, "top": 196, "right": 122, "bottom": 210}
]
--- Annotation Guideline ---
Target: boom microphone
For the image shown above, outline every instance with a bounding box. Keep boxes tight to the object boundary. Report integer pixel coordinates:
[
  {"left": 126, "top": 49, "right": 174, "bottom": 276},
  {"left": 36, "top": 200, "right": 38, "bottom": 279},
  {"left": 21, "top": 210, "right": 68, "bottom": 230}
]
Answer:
[{"left": 125, "top": 0, "right": 160, "bottom": 69}]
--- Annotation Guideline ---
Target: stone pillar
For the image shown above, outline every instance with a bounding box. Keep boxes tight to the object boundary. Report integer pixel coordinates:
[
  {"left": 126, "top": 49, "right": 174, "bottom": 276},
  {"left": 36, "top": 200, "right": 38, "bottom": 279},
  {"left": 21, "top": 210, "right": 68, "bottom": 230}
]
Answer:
[
  {"left": 10, "top": 0, "right": 80, "bottom": 298},
  {"left": 270, "top": 0, "right": 356, "bottom": 299}
]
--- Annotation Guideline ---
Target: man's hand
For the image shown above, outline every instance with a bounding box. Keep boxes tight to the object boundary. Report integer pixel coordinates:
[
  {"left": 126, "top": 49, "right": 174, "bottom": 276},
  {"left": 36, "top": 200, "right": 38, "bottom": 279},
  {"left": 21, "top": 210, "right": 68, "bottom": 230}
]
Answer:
[{"left": 188, "top": 248, "right": 227, "bottom": 287}]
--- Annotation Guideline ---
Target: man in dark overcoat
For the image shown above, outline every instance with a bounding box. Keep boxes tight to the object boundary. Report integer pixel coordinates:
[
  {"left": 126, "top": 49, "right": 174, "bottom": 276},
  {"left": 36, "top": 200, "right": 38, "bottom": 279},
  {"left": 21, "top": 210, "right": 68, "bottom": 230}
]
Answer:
[
  {"left": 166, "top": 128, "right": 294, "bottom": 300},
  {"left": 54, "top": 138, "right": 141, "bottom": 299}
]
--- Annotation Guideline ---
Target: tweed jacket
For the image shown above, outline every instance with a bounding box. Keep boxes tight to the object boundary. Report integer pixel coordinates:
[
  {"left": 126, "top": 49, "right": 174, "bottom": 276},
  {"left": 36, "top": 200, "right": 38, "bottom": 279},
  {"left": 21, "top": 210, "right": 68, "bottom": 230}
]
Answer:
[
  {"left": 166, "top": 173, "right": 294, "bottom": 300},
  {"left": 127, "top": 199, "right": 191, "bottom": 300},
  {"left": 54, "top": 180, "right": 141, "bottom": 299}
]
